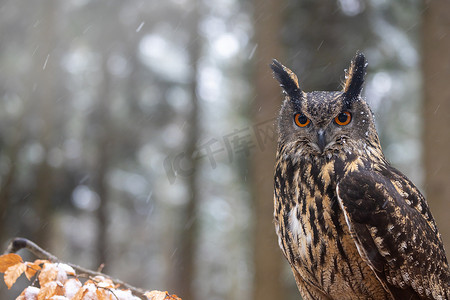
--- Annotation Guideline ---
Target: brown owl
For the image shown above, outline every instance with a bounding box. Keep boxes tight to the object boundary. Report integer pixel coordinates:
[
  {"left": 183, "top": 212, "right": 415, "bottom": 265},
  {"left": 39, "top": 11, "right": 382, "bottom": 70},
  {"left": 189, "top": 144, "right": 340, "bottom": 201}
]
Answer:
[{"left": 271, "top": 53, "right": 450, "bottom": 299}]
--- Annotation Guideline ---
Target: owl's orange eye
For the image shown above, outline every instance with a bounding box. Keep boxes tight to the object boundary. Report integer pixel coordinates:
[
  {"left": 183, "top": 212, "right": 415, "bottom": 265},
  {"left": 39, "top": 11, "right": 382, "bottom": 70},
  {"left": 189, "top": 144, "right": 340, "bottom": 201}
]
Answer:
[
  {"left": 334, "top": 111, "right": 352, "bottom": 126},
  {"left": 294, "top": 113, "right": 310, "bottom": 127}
]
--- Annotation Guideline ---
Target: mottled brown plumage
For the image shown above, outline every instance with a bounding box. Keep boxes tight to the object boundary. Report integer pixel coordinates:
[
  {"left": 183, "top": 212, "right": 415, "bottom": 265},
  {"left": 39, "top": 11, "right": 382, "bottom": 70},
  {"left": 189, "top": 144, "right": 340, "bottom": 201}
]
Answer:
[{"left": 272, "top": 53, "right": 450, "bottom": 299}]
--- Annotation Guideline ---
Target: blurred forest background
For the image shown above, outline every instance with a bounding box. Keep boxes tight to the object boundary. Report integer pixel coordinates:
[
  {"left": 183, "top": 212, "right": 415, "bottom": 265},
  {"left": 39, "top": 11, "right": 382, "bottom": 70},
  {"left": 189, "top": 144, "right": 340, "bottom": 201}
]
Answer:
[{"left": 1, "top": 0, "right": 449, "bottom": 299}]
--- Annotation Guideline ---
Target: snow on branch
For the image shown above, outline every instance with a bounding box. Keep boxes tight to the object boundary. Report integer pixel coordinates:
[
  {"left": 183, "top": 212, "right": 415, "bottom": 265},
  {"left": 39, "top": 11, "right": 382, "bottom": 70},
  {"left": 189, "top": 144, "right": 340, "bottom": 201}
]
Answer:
[{"left": 1, "top": 237, "right": 181, "bottom": 300}]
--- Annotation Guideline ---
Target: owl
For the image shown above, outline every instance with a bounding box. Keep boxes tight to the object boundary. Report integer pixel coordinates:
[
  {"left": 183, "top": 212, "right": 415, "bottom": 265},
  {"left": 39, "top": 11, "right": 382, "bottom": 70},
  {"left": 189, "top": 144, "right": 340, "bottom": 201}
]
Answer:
[{"left": 271, "top": 53, "right": 450, "bottom": 300}]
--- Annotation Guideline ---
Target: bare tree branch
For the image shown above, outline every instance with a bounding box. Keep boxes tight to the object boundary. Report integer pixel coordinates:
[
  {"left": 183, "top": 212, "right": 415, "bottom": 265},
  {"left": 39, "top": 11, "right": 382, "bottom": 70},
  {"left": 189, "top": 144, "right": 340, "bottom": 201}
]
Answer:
[{"left": 4, "top": 237, "right": 148, "bottom": 300}]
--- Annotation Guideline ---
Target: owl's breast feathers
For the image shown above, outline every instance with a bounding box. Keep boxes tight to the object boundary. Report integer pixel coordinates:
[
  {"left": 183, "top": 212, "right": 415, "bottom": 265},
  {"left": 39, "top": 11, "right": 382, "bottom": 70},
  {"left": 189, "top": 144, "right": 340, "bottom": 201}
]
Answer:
[{"left": 274, "top": 147, "right": 450, "bottom": 299}]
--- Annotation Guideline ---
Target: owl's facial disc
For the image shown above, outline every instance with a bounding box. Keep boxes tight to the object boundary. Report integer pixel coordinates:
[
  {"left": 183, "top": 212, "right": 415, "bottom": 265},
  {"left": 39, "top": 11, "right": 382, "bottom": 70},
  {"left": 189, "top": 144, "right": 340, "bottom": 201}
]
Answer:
[
  {"left": 272, "top": 54, "right": 372, "bottom": 156},
  {"left": 309, "top": 127, "right": 339, "bottom": 155},
  {"left": 316, "top": 129, "right": 326, "bottom": 153},
  {"left": 298, "top": 92, "right": 347, "bottom": 154}
]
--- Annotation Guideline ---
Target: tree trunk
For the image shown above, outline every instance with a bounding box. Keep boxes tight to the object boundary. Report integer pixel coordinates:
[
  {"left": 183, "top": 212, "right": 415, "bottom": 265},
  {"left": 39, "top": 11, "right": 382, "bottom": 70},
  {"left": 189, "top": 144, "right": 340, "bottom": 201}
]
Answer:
[
  {"left": 251, "top": 0, "right": 286, "bottom": 299},
  {"left": 173, "top": 3, "right": 201, "bottom": 299},
  {"left": 422, "top": 0, "right": 450, "bottom": 251},
  {"left": 33, "top": 0, "right": 59, "bottom": 248},
  {"left": 0, "top": 136, "right": 20, "bottom": 245},
  {"left": 92, "top": 55, "right": 113, "bottom": 271}
]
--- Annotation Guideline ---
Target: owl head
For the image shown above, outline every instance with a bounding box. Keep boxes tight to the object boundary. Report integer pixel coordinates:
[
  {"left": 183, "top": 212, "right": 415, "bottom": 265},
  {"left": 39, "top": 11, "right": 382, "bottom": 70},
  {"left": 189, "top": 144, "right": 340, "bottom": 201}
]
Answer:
[{"left": 271, "top": 53, "right": 381, "bottom": 157}]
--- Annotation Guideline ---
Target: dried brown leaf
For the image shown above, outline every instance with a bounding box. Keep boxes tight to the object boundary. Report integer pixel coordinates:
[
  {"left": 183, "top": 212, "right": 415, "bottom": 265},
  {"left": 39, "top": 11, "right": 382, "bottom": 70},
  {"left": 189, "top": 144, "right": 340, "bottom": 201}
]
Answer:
[
  {"left": 4, "top": 262, "right": 26, "bottom": 289},
  {"left": 144, "top": 290, "right": 182, "bottom": 300},
  {"left": 145, "top": 290, "right": 165, "bottom": 300},
  {"left": 34, "top": 259, "right": 50, "bottom": 266},
  {"left": 64, "top": 278, "right": 82, "bottom": 298},
  {"left": 57, "top": 263, "right": 76, "bottom": 276},
  {"left": 0, "top": 253, "right": 23, "bottom": 273},
  {"left": 96, "top": 278, "right": 115, "bottom": 290},
  {"left": 38, "top": 282, "right": 59, "bottom": 300},
  {"left": 38, "top": 263, "right": 58, "bottom": 286},
  {"left": 96, "top": 289, "right": 109, "bottom": 300},
  {"left": 70, "top": 285, "right": 87, "bottom": 300},
  {"left": 25, "top": 262, "right": 42, "bottom": 280},
  {"left": 16, "top": 286, "right": 40, "bottom": 300}
]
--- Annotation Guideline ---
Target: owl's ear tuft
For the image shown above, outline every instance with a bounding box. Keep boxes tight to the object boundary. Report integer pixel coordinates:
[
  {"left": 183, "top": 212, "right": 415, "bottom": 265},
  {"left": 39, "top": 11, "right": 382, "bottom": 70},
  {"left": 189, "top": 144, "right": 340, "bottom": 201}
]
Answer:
[
  {"left": 270, "top": 59, "right": 302, "bottom": 100},
  {"left": 343, "top": 52, "right": 367, "bottom": 103}
]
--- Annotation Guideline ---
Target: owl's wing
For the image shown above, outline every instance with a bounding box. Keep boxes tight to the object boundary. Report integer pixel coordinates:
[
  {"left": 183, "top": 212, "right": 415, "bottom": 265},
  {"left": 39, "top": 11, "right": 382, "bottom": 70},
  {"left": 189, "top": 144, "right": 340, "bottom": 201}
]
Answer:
[{"left": 336, "top": 167, "right": 450, "bottom": 299}]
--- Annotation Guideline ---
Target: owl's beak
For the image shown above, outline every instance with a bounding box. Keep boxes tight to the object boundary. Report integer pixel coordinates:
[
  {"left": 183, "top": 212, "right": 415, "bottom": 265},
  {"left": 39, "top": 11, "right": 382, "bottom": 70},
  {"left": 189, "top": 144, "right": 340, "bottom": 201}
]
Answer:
[{"left": 317, "top": 130, "right": 327, "bottom": 153}]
